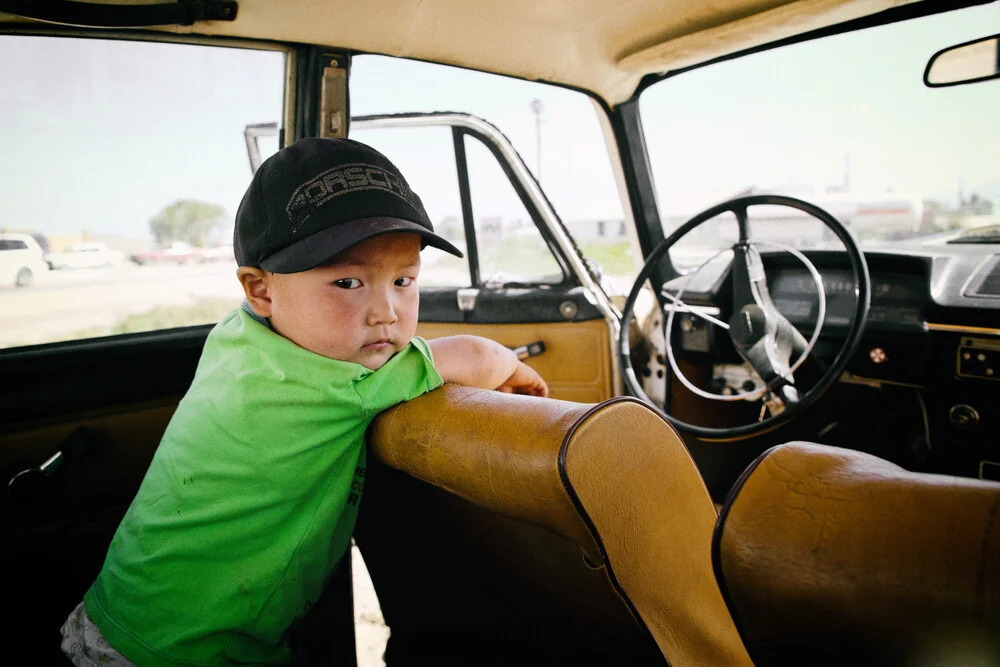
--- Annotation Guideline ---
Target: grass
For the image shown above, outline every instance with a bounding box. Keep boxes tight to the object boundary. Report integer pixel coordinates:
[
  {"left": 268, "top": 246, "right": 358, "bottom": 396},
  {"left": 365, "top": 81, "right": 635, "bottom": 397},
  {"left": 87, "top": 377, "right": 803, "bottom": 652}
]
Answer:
[
  {"left": 475, "top": 235, "right": 638, "bottom": 282},
  {"left": 578, "top": 242, "right": 637, "bottom": 279},
  {"left": 477, "top": 235, "right": 564, "bottom": 281},
  {"left": 69, "top": 298, "right": 240, "bottom": 341}
]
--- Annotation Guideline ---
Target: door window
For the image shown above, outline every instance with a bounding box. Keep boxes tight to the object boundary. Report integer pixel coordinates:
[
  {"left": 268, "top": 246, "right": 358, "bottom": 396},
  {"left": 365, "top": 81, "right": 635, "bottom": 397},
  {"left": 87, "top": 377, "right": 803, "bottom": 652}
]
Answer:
[{"left": 464, "top": 134, "right": 564, "bottom": 286}]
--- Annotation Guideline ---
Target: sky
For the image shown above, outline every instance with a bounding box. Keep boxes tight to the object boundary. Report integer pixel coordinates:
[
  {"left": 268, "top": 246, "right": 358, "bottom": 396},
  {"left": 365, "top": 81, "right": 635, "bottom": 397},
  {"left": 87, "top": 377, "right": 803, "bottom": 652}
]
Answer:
[
  {"left": 0, "top": 2, "right": 997, "bottom": 245},
  {"left": 641, "top": 2, "right": 1000, "bottom": 214}
]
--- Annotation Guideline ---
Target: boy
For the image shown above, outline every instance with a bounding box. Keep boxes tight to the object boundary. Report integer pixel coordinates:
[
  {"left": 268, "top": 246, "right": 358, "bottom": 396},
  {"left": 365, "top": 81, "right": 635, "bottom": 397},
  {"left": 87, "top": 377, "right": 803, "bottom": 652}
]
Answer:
[{"left": 61, "top": 137, "right": 547, "bottom": 666}]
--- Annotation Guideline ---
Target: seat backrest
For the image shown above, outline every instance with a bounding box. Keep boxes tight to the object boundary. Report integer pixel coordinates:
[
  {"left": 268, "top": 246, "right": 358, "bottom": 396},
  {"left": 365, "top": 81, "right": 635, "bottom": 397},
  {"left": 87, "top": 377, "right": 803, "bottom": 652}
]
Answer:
[
  {"left": 360, "top": 385, "right": 751, "bottom": 666},
  {"left": 713, "top": 441, "right": 1000, "bottom": 667}
]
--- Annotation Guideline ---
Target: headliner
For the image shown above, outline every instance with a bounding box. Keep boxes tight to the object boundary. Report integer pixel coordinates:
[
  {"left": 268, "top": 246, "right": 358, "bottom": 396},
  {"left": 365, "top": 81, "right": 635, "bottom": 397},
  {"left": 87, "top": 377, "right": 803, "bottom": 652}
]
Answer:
[{"left": 1, "top": 0, "right": 927, "bottom": 104}]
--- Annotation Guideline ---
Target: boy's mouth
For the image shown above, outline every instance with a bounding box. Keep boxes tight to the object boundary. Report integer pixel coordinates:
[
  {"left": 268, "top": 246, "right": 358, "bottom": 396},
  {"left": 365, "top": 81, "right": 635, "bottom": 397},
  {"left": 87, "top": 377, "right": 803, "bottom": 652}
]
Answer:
[{"left": 362, "top": 338, "right": 393, "bottom": 351}]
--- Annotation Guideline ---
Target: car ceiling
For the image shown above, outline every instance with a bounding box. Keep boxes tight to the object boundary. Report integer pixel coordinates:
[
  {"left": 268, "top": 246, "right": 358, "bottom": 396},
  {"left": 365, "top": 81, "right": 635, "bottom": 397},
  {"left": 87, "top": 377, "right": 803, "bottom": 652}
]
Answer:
[{"left": 1, "top": 0, "right": 926, "bottom": 104}]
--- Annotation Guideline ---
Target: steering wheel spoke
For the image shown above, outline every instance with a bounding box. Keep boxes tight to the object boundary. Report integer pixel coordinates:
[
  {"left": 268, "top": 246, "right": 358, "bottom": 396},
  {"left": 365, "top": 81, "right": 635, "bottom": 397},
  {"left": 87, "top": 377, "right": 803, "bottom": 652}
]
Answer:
[{"left": 660, "top": 288, "right": 730, "bottom": 330}]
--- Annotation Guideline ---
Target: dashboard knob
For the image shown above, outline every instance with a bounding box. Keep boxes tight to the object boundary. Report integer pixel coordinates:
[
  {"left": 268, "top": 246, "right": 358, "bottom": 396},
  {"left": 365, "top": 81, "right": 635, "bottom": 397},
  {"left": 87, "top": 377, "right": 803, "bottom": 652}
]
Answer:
[
  {"left": 948, "top": 404, "right": 980, "bottom": 431},
  {"left": 869, "top": 347, "right": 888, "bottom": 364}
]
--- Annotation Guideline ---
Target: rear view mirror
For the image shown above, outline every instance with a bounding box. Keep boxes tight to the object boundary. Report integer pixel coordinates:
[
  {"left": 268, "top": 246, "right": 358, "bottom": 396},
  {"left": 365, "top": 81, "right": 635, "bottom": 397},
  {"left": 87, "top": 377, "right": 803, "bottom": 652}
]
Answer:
[{"left": 924, "top": 34, "right": 1000, "bottom": 87}]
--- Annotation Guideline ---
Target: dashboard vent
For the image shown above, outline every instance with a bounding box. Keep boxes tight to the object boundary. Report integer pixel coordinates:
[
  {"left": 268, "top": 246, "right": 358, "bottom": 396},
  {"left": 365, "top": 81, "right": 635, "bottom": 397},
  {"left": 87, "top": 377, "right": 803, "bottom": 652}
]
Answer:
[{"left": 966, "top": 255, "right": 1000, "bottom": 297}]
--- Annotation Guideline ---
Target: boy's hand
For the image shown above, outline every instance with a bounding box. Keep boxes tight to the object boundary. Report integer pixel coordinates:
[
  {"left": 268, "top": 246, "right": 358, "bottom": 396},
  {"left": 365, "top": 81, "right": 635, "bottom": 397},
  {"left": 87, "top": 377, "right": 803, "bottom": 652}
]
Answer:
[{"left": 497, "top": 361, "right": 549, "bottom": 397}]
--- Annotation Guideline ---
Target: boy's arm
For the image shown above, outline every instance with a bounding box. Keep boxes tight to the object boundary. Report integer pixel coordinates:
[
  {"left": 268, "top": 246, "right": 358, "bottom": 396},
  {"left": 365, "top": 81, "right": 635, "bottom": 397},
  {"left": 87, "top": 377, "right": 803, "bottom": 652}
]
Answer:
[{"left": 427, "top": 335, "right": 549, "bottom": 397}]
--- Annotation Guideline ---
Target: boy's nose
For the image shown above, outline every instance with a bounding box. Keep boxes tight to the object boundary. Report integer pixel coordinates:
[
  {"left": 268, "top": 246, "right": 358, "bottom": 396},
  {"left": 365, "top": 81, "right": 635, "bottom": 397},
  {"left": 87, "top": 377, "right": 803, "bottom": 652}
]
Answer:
[{"left": 367, "top": 290, "right": 398, "bottom": 326}]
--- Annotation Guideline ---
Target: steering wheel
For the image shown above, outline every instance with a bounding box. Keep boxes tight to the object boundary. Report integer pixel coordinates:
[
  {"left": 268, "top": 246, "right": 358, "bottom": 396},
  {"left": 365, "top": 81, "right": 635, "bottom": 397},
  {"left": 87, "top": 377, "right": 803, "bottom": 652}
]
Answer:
[{"left": 619, "top": 195, "right": 871, "bottom": 439}]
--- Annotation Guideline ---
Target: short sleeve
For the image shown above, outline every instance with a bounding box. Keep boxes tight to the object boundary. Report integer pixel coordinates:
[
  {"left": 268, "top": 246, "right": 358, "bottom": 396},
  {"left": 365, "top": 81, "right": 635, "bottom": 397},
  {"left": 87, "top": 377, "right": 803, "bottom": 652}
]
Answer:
[
  {"left": 409, "top": 336, "right": 436, "bottom": 366},
  {"left": 352, "top": 338, "right": 443, "bottom": 418}
]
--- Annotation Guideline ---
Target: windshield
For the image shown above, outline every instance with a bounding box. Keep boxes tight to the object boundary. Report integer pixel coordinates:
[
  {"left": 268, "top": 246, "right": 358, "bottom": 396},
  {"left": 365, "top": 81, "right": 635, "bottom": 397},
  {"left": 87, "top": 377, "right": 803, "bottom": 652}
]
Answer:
[{"left": 639, "top": 3, "right": 999, "bottom": 264}]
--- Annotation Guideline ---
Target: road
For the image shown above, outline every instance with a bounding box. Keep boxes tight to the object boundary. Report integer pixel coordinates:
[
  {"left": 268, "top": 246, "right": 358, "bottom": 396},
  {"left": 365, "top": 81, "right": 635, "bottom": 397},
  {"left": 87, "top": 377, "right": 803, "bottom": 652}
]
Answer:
[
  {"left": 0, "top": 254, "right": 480, "bottom": 349},
  {"left": 353, "top": 545, "right": 390, "bottom": 667},
  {"left": 0, "top": 262, "right": 243, "bottom": 348}
]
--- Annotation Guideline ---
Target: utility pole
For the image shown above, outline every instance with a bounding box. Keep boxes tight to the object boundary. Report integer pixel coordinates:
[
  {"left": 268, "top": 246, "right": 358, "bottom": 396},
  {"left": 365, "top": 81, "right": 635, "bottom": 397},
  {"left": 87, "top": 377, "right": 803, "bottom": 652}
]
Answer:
[{"left": 529, "top": 98, "right": 544, "bottom": 182}]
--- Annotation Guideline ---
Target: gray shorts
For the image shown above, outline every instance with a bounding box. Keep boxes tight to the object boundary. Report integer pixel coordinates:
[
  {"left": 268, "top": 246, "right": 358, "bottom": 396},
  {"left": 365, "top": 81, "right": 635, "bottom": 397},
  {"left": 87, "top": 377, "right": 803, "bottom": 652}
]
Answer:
[{"left": 60, "top": 601, "right": 138, "bottom": 667}]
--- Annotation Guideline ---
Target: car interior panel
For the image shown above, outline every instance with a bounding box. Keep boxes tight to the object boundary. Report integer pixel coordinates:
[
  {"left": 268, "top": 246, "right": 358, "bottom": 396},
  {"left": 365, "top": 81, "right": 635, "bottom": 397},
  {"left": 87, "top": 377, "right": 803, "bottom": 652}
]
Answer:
[{"left": 1, "top": 0, "right": 999, "bottom": 665}]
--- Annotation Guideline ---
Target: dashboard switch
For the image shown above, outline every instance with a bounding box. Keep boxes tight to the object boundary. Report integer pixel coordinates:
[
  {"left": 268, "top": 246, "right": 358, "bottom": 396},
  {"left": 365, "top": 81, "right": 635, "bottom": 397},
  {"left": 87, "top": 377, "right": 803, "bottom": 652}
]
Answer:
[
  {"left": 957, "top": 337, "right": 1000, "bottom": 381},
  {"left": 869, "top": 347, "right": 888, "bottom": 364},
  {"left": 949, "top": 404, "right": 980, "bottom": 431}
]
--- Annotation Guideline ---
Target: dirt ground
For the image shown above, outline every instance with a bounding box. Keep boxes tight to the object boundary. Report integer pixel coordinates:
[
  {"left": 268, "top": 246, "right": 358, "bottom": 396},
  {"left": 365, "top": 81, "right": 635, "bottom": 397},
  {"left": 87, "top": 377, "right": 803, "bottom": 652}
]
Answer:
[{"left": 352, "top": 545, "right": 390, "bottom": 667}]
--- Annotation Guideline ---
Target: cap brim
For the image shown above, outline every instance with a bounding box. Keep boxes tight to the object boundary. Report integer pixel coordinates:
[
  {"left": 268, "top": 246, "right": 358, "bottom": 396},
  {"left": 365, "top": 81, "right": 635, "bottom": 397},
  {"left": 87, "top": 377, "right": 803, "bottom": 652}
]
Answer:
[{"left": 260, "top": 216, "right": 464, "bottom": 273}]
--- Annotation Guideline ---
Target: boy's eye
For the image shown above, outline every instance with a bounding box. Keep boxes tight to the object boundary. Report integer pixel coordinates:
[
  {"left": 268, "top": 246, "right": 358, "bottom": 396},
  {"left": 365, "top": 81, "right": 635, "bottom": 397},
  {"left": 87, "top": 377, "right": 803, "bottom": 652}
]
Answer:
[
  {"left": 395, "top": 276, "right": 414, "bottom": 287},
  {"left": 333, "top": 278, "right": 363, "bottom": 289}
]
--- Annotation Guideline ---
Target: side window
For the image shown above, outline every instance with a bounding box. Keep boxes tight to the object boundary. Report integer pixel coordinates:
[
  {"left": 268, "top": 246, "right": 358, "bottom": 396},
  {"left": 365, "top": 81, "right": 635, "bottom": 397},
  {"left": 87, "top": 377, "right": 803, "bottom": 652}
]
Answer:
[
  {"left": 0, "top": 35, "right": 285, "bottom": 350},
  {"left": 464, "top": 135, "right": 563, "bottom": 285}
]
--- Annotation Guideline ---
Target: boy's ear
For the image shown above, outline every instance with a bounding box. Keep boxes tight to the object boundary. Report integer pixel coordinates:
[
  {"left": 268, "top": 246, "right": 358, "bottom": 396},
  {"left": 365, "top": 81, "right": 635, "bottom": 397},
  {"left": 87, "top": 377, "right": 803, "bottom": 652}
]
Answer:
[{"left": 237, "top": 267, "right": 274, "bottom": 318}]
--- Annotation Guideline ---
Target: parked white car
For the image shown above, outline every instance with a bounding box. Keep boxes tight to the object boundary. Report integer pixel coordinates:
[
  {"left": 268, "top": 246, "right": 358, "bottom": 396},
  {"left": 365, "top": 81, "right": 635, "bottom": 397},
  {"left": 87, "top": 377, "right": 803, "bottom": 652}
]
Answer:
[
  {"left": 0, "top": 233, "right": 49, "bottom": 287},
  {"left": 45, "top": 241, "right": 126, "bottom": 270}
]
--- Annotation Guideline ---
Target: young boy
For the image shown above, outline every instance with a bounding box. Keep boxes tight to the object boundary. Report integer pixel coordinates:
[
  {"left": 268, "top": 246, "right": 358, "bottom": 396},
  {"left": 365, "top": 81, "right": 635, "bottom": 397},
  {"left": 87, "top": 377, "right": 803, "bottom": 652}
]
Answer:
[{"left": 61, "top": 137, "right": 547, "bottom": 666}]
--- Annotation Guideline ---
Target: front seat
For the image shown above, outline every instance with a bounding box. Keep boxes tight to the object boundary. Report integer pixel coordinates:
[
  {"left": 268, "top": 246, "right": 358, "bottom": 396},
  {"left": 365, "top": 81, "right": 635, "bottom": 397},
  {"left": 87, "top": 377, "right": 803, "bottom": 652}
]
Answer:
[
  {"left": 359, "top": 385, "right": 752, "bottom": 666},
  {"left": 713, "top": 441, "right": 1000, "bottom": 667}
]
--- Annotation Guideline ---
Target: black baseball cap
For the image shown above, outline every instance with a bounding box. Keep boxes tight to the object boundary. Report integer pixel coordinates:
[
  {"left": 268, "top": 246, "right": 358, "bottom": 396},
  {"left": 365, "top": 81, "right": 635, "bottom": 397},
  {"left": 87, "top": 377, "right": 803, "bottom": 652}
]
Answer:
[{"left": 234, "top": 137, "right": 463, "bottom": 272}]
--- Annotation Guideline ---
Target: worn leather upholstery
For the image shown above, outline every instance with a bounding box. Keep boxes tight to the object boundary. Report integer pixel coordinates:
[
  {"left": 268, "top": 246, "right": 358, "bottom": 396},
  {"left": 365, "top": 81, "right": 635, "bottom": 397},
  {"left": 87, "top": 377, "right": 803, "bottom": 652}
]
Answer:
[
  {"left": 364, "top": 385, "right": 751, "bottom": 666},
  {"left": 714, "top": 441, "right": 1000, "bottom": 667}
]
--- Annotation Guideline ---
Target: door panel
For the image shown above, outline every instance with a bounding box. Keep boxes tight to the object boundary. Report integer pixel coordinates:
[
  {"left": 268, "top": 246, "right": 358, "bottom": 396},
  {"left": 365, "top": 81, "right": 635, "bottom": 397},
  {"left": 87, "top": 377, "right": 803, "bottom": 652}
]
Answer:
[
  {"left": 1, "top": 400, "right": 178, "bottom": 664},
  {"left": 419, "top": 319, "right": 613, "bottom": 403},
  {"left": 420, "top": 284, "right": 614, "bottom": 402}
]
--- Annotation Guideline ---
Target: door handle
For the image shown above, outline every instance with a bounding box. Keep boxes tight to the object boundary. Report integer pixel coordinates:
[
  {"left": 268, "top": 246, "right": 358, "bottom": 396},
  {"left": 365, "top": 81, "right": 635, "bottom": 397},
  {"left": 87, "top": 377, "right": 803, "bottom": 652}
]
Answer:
[
  {"left": 510, "top": 340, "right": 546, "bottom": 360},
  {"left": 7, "top": 427, "right": 97, "bottom": 506}
]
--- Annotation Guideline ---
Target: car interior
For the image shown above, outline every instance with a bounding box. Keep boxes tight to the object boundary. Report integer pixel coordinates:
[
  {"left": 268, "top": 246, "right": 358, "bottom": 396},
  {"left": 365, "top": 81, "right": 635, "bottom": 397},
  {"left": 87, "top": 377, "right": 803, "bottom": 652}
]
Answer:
[{"left": 1, "top": 1, "right": 998, "bottom": 665}]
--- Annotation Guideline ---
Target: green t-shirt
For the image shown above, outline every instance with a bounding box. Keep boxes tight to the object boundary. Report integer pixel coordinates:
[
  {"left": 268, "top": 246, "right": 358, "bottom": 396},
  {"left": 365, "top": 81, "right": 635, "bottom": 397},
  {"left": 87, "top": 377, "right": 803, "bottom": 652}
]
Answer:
[{"left": 84, "top": 307, "right": 442, "bottom": 666}]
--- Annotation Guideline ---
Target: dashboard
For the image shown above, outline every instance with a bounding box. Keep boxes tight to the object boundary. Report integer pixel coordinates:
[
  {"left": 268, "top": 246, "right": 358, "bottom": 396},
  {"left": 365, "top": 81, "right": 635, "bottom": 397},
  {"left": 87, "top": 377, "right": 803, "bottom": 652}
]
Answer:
[
  {"left": 665, "top": 245, "right": 1000, "bottom": 482},
  {"left": 770, "top": 267, "right": 926, "bottom": 330}
]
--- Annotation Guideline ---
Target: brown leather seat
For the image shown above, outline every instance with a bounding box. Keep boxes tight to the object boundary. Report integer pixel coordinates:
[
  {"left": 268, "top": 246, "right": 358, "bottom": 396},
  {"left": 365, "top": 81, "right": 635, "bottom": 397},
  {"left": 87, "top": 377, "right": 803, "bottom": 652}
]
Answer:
[
  {"left": 713, "top": 441, "right": 1000, "bottom": 667},
  {"left": 360, "top": 385, "right": 751, "bottom": 666}
]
